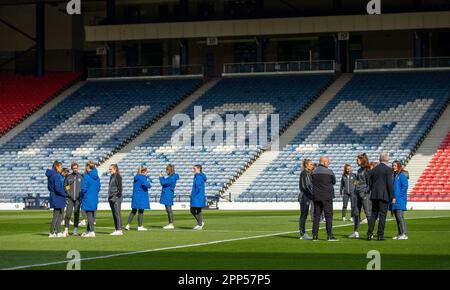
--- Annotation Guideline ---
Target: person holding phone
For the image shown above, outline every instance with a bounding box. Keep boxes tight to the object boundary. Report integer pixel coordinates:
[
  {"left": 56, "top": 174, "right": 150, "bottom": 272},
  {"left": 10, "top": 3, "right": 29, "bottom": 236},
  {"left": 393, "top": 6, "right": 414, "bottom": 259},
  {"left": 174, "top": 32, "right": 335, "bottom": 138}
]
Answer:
[{"left": 159, "top": 164, "right": 179, "bottom": 229}]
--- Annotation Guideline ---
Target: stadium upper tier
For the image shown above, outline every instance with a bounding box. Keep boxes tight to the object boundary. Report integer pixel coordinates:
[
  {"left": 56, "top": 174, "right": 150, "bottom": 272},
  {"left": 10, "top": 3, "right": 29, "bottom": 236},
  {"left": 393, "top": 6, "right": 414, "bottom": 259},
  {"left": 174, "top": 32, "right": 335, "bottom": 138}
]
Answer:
[
  {"left": 99, "top": 75, "right": 333, "bottom": 202},
  {"left": 0, "top": 78, "right": 202, "bottom": 201},
  {"left": 410, "top": 132, "right": 450, "bottom": 202},
  {"left": 0, "top": 72, "right": 79, "bottom": 136},
  {"left": 237, "top": 72, "right": 450, "bottom": 202}
]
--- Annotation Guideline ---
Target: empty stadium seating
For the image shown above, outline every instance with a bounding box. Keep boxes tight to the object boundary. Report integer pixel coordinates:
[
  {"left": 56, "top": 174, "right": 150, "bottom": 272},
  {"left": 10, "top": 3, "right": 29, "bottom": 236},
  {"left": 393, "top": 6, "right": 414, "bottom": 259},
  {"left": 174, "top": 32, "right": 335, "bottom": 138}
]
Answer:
[
  {"left": 0, "top": 78, "right": 202, "bottom": 201},
  {"left": 409, "top": 132, "right": 450, "bottom": 202},
  {"left": 0, "top": 72, "right": 80, "bottom": 135},
  {"left": 99, "top": 75, "right": 333, "bottom": 202},
  {"left": 237, "top": 72, "right": 450, "bottom": 202}
]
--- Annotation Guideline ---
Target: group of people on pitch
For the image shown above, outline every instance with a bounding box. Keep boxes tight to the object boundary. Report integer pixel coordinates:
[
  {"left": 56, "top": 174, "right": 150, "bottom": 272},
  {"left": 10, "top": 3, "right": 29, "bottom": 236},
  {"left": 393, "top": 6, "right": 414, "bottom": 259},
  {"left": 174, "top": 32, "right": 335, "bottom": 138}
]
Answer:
[
  {"left": 46, "top": 160, "right": 207, "bottom": 238},
  {"left": 299, "top": 152, "right": 409, "bottom": 241}
]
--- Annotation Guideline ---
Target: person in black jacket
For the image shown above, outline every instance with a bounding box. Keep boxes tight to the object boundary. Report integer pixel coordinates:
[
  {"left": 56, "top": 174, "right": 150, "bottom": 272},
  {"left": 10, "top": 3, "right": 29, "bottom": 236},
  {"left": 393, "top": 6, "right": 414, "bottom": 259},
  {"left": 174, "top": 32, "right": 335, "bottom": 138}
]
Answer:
[
  {"left": 340, "top": 164, "right": 356, "bottom": 222},
  {"left": 63, "top": 161, "right": 83, "bottom": 236},
  {"left": 299, "top": 159, "right": 314, "bottom": 240},
  {"left": 349, "top": 153, "right": 372, "bottom": 238},
  {"left": 367, "top": 152, "right": 395, "bottom": 240},
  {"left": 311, "top": 156, "right": 338, "bottom": 241},
  {"left": 108, "top": 164, "right": 123, "bottom": 236}
]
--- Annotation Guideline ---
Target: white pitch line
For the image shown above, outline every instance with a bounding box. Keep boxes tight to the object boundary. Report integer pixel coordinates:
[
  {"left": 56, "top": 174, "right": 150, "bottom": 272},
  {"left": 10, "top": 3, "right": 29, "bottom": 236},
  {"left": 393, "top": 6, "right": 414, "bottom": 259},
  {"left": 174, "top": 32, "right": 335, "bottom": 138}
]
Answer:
[{"left": 2, "top": 215, "right": 449, "bottom": 270}]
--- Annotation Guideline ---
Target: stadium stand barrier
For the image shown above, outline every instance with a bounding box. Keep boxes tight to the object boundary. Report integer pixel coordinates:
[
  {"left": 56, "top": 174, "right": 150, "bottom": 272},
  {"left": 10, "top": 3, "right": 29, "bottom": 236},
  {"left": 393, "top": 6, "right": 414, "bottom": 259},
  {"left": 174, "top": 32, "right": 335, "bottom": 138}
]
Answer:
[
  {"left": 354, "top": 57, "right": 450, "bottom": 73},
  {"left": 88, "top": 64, "right": 204, "bottom": 80},
  {"left": 222, "top": 60, "right": 335, "bottom": 76}
]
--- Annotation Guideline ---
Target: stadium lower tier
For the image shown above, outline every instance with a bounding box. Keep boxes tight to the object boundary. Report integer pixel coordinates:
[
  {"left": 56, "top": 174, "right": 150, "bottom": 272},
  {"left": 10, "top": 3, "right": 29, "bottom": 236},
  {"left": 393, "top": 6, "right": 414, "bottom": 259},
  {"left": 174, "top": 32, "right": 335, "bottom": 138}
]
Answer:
[
  {"left": 237, "top": 72, "right": 450, "bottom": 202},
  {"left": 0, "top": 78, "right": 202, "bottom": 201},
  {"left": 99, "top": 75, "right": 333, "bottom": 202}
]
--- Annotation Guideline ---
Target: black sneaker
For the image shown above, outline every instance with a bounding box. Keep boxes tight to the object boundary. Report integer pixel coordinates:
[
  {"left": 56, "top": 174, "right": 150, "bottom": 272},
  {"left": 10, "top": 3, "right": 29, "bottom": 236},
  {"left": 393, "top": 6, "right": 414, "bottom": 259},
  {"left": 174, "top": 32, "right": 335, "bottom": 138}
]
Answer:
[
  {"left": 327, "top": 236, "right": 339, "bottom": 242},
  {"left": 377, "top": 236, "right": 385, "bottom": 241},
  {"left": 312, "top": 236, "right": 319, "bottom": 241},
  {"left": 367, "top": 234, "right": 373, "bottom": 241}
]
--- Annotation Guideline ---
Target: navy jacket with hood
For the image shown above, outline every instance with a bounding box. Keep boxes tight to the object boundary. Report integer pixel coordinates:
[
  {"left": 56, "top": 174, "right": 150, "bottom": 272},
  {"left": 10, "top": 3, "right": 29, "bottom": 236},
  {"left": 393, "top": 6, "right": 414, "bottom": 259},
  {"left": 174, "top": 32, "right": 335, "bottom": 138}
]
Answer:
[{"left": 46, "top": 169, "right": 66, "bottom": 209}]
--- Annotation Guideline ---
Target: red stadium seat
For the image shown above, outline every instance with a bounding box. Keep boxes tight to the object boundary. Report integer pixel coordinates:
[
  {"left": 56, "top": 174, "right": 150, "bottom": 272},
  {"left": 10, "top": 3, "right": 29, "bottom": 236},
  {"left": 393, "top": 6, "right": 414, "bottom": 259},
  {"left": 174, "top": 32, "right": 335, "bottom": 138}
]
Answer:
[
  {"left": 411, "top": 132, "right": 450, "bottom": 202},
  {"left": 0, "top": 72, "right": 80, "bottom": 135}
]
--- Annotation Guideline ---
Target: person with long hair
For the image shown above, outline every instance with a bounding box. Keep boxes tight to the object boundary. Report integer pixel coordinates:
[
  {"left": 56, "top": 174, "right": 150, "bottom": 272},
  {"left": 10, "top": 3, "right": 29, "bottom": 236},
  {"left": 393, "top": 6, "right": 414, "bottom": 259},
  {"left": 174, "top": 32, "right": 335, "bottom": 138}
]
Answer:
[
  {"left": 80, "top": 160, "right": 100, "bottom": 238},
  {"left": 159, "top": 164, "right": 179, "bottom": 229},
  {"left": 125, "top": 165, "right": 151, "bottom": 231},
  {"left": 369, "top": 161, "right": 378, "bottom": 170},
  {"left": 46, "top": 160, "right": 66, "bottom": 238},
  {"left": 63, "top": 161, "right": 83, "bottom": 236},
  {"left": 108, "top": 164, "right": 123, "bottom": 236},
  {"left": 298, "top": 159, "right": 314, "bottom": 240},
  {"left": 349, "top": 153, "right": 372, "bottom": 238},
  {"left": 391, "top": 160, "right": 409, "bottom": 240},
  {"left": 190, "top": 164, "right": 207, "bottom": 230},
  {"left": 340, "top": 164, "right": 356, "bottom": 222}
]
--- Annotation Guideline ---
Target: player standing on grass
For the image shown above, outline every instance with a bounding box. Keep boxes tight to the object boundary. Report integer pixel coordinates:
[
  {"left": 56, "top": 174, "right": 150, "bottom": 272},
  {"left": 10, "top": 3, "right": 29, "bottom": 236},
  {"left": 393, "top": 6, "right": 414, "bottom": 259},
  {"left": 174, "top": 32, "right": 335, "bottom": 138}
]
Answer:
[
  {"left": 299, "top": 159, "right": 314, "bottom": 240},
  {"left": 391, "top": 160, "right": 409, "bottom": 240},
  {"left": 80, "top": 160, "right": 100, "bottom": 238},
  {"left": 125, "top": 165, "right": 151, "bottom": 231},
  {"left": 340, "top": 164, "right": 356, "bottom": 222},
  {"left": 108, "top": 164, "right": 123, "bottom": 236},
  {"left": 63, "top": 161, "right": 83, "bottom": 236},
  {"left": 159, "top": 164, "right": 179, "bottom": 230},
  {"left": 349, "top": 153, "right": 372, "bottom": 239},
  {"left": 46, "top": 160, "right": 66, "bottom": 238},
  {"left": 190, "top": 164, "right": 207, "bottom": 230}
]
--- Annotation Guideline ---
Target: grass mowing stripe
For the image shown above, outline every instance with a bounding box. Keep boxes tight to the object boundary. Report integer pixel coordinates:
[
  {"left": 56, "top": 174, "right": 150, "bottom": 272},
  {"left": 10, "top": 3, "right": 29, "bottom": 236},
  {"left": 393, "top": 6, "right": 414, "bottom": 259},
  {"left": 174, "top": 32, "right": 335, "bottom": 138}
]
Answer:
[{"left": 4, "top": 215, "right": 449, "bottom": 270}]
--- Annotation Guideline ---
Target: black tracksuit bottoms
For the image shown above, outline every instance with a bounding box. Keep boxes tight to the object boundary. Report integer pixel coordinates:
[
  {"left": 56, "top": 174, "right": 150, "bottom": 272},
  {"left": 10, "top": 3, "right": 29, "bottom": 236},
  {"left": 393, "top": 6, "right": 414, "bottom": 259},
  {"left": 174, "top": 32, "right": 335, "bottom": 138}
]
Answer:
[{"left": 312, "top": 199, "right": 333, "bottom": 238}]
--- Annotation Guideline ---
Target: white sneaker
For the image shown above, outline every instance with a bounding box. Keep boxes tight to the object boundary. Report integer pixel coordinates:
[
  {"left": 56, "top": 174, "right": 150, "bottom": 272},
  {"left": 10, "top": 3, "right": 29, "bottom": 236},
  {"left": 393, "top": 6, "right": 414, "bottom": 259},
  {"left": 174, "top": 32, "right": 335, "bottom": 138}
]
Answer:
[
  {"left": 163, "top": 224, "right": 174, "bottom": 230},
  {"left": 73, "top": 228, "right": 78, "bottom": 236},
  {"left": 392, "top": 235, "right": 399, "bottom": 240},
  {"left": 48, "top": 233, "right": 57, "bottom": 238},
  {"left": 110, "top": 230, "right": 123, "bottom": 236},
  {"left": 56, "top": 232, "right": 66, "bottom": 238},
  {"left": 350, "top": 217, "right": 354, "bottom": 222},
  {"left": 361, "top": 218, "right": 368, "bottom": 224},
  {"left": 125, "top": 224, "right": 130, "bottom": 231},
  {"left": 69, "top": 220, "right": 74, "bottom": 225},
  {"left": 63, "top": 228, "right": 69, "bottom": 237},
  {"left": 342, "top": 217, "right": 346, "bottom": 222},
  {"left": 300, "top": 233, "right": 312, "bottom": 240},
  {"left": 398, "top": 234, "right": 408, "bottom": 240},
  {"left": 82, "top": 231, "right": 95, "bottom": 238},
  {"left": 79, "top": 220, "right": 86, "bottom": 227},
  {"left": 348, "top": 231, "right": 359, "bottom": 238},
  {"left": 137, "top": 226, "right": 148, "bottom": 231},
  {"left": 193, "top": 222, "right": 204, "bottom": 230}
]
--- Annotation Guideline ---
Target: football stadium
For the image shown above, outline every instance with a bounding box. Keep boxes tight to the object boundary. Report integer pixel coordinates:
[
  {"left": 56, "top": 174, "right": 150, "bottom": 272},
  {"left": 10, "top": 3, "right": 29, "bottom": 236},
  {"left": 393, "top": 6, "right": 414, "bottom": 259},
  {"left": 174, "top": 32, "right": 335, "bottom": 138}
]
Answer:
[{"left": 0, "top": 0, "right": 450, "bottom": 273}]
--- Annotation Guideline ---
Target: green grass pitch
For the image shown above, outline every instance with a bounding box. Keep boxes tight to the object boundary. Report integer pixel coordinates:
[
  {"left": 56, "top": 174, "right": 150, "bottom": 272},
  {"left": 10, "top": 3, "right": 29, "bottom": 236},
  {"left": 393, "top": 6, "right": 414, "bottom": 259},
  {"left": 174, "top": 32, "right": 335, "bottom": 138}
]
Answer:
[{"left": 0, "top": 210, "right": 449, "bottom": 270}]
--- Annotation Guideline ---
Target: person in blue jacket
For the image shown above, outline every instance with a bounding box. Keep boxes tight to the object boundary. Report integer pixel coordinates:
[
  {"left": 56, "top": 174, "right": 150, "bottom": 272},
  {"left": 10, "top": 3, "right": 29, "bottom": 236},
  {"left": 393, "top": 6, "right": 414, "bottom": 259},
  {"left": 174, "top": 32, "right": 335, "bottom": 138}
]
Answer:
[
  {"left": 125, "top": 165, "right": 151, "bottom": 231},
  {"left": 46, "top": 160, "right": 66, "bottom": 238},
  {"left": 159, "top": 164, "right": 179, "bottom": 230},
  {"left": 80, "top": 160, "right": 100, "bottom": 238},
  {"left": 190, "top": 164, "right": 207, "bottom": 230},
  {"left": 391, "top": 160, "right": 409, "bottom": 240}
]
